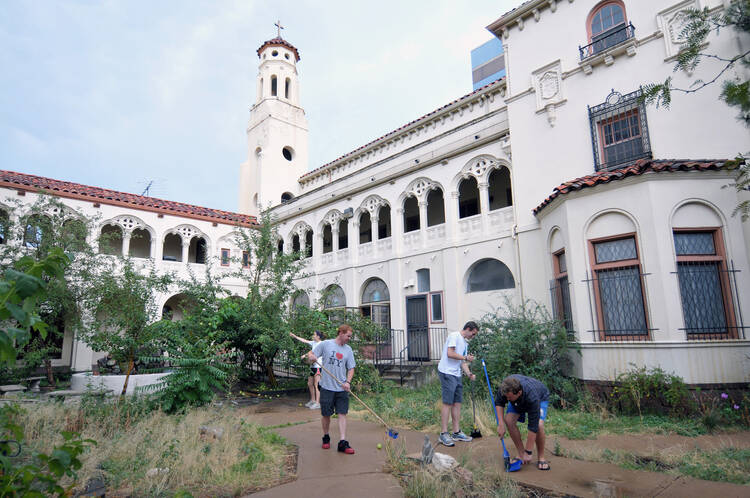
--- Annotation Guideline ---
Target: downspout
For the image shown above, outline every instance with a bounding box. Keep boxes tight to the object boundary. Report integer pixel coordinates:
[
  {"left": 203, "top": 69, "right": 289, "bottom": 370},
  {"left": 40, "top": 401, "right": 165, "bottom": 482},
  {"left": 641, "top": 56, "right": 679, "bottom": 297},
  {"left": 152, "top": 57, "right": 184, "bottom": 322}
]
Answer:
[{"left": 507, "top": 147, "right": 525, "bottom": 303}]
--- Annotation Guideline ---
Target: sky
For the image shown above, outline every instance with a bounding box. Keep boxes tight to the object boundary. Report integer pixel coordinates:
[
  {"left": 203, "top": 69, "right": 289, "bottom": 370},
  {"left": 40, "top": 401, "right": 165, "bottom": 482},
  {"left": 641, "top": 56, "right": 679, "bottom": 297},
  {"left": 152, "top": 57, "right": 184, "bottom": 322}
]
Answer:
[{"left": 0, "top": 0, "right": 519, "bottom": 212}]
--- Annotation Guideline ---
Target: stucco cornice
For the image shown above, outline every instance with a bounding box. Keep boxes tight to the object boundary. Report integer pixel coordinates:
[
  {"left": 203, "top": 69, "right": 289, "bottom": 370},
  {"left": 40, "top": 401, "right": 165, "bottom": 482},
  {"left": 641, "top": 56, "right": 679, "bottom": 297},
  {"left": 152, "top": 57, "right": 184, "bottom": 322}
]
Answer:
[{"left": 487, "top": 0, "right": 571, "bottom": 38}]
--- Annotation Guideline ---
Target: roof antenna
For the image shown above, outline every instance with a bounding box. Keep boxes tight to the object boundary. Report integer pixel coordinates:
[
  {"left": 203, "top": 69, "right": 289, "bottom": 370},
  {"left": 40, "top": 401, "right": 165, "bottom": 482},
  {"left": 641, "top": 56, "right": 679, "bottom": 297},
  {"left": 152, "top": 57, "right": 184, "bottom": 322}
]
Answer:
[{"left": 141, "top": 180, "right": 154, "bottom": 197}]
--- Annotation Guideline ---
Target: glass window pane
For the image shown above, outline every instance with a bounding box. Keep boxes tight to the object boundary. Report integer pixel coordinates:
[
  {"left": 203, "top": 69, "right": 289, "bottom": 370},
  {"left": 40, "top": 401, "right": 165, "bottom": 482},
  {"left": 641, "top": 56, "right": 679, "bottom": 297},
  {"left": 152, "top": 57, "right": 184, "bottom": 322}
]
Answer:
[
  {"left": 324, "top": 285, "right": 346, "bottom": 309},
  {"left": 467, "top": 259, "right": 515, "bottom": 292},
  {"left": 592, "top": 13, "right": 603, "bottom": 35},
  {"left": 362, "top": 279, "right": 390, "bottom": 303},
  {"left": 595, "top": 237, "right": 637, "bottom": 263},
  {"left": 557, "top": 252, "right": 567, "bottom": 274},
  {"left": 677, "top": 262, "right": 727, "bottom": 333},
  {"left": 292, "top": 291, "right": 310, "bottom": 309},
  {"left": 674, "top": 232, "right": 716, "bottom": 255},
  {"left": 431, "top": 293, "right": 443, "bottom": 321},
  {"left": 417, "top": 269, "right": 430, "bottom": 293},
  {"left": 597, "top": 266, "right": 647, "bottom": 334}
]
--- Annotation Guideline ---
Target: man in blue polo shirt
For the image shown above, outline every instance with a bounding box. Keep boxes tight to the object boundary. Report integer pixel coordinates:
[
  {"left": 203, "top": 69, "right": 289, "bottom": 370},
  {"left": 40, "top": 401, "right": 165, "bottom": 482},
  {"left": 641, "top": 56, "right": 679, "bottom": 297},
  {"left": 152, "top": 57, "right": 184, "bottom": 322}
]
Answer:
[{"left": 495, "top": 375, "right": 550, "bottom": 470}]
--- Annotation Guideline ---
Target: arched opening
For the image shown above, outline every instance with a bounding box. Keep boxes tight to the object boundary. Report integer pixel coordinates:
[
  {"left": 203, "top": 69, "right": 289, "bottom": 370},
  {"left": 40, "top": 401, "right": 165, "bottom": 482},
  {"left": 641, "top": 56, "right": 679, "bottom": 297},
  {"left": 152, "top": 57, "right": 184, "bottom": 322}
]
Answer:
[
  {"left": 426, "top": 188, "right": 445, "bottom": 226},
  {"left": 282, "top": 147, "right": 294, "bottom": 161},
  {"left": 360, "top": 278, "right": 390, "bottom": 329},
  {"left": 377, "top": 205, "right": 391, "bottom": 239},
  {"left": 323, "top": 284, "right": 346, "bottom": 309},
  {"left": 271, "top": 75, "right": 278, "bottom": 96},
  {"left": 338, "top": 219, "right": 349, "bottom": 249},
  {"left": 277, "top": 238, "right": 284, "bottom": 255},
  {"left": 458, "top": 177, "right": 481, "bottom": 218},
  {"left": 285, "top": 77, "right": 291, "bottom": 98},
  {"left": 403, "top": 196, "right": 420, "bottom": 232},
  {"left": 129, "top": 228, "right": 151, "bottom": 258},
  {"left": 292, "top": 291, "right": 310, "bottom": 310},
  {"left": 162, "top": 233, "right": 182, "bottom": 262},
  {"left": 292, "top": 233, "right": 300, "bottom": 255},
  {"left": 488, "top": 167, "right": 513, "bottom": 210},
  {"left": 0, "top": 209, "right": 8, "bottom": 244},
  {"left": 61, "top": 218, "right": 88, "bottom": 252},
  {"left": 99, "top": 224, "right": 123, "bottom": 255},
  {"left": 466, "top": 258, "right": 515, "bottom": 292},
  {"left": 281, "top": 192, "right": 294, "bottom": 203},
  {"left": 587, "top": 1, "right": 628, "bottom": 54},
  {"left": 359, "top": 211, "right": 372, "bottom": 244},
  {"left": 305, "top": 230, "right": 313, "bottom": 258},
  {"left": 188, "top": 236, "right": 207, "bottom": 264},
  {"left": 322, "top": 224, "right": 333, "bottom": 253},
  {"left": 162, "top": 293, "right": 192, "bottom": 321}
]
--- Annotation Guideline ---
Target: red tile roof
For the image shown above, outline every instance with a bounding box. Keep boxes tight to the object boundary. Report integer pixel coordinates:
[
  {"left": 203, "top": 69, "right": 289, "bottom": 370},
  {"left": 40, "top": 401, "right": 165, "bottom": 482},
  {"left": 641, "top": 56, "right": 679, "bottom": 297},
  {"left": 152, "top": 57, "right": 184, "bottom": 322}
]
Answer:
[
  {"left": 257, "top": 37, "right": 300, "bottom": 62},
  {"left": 533, "top": 159, "right": 734, "bottom": 215},
  {"left": 0, "top": 170, "right": 257, "bottom": 227},
  {"left": 299, "top": 77, "right": 506, "bottom": 182}
]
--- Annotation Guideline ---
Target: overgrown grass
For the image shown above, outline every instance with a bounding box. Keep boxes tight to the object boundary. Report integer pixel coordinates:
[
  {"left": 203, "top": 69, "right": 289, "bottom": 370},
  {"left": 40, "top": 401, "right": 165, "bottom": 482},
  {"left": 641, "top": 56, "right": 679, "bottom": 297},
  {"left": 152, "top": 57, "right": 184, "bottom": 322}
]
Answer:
[
  {"left": 18, "top": 398, "right": 294, "bottom": 496},
  {"left": 558, "top": 444, "right": 750, "bottom": 485}
]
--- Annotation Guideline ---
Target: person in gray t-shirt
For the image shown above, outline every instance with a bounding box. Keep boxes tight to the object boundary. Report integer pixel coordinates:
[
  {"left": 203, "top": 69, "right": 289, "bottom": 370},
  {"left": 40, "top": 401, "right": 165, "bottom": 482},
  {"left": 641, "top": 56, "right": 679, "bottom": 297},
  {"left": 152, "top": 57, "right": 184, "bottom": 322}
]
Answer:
[{"left": 308, "top": 324, "right": 357, "bottom": 454}]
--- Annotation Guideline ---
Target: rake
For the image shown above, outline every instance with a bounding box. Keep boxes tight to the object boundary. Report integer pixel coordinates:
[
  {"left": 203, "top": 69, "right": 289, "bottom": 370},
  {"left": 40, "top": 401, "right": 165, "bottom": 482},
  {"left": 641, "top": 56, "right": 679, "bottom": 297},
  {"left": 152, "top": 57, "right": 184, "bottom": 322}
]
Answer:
[
  {"left": 482, "top": 359, "right": 522, "bottom": 472},
  {"left": 318, "top": 363, "right": 399, "bottom": 439}
]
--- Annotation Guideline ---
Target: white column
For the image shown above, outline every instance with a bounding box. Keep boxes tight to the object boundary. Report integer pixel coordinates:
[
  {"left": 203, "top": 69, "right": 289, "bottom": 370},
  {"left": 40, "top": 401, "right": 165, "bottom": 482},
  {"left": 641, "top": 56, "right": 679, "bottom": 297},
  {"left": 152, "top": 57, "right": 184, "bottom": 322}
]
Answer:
[
  {"left": 351, "top": 221, "right": 359, "bottom": 265},
  {"left": 181, "top": 241, "right": 189, "bottom": 263},
  {"left": 394, "top": 208, "right": 404, "bottom": 255},
  {"left": 447, "top": 192, "right": 459, "bottom": 243},
  {"left": 332, "top": 225, "right": 340, "bottom": 252},
  {"left": 122, "top": 232, "right": 131, "bottom": 258},
  {"left": 478, "top": 182, "right": 490, "bottom": 234},
  {"left": 149, "top": 237, "right": 156, "bottom": 260},
  {"left": 418, "top": 200, "right": 428, "bottom": 248}
]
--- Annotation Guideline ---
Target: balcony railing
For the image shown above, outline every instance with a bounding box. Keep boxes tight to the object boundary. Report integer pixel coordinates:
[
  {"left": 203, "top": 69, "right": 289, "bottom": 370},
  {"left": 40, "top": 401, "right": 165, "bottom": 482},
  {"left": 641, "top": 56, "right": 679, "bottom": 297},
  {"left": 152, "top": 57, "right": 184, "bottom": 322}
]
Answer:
[{"left": 579, "top": 22, "right": 635, "bottom": 60}]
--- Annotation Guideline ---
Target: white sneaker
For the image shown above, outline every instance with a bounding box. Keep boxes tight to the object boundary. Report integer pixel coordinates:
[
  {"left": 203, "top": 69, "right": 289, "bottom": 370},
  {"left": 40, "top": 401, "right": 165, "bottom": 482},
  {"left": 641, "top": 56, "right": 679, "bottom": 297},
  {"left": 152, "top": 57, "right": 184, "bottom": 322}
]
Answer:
[
  {"left": 304, "top": 400, "right": 314, "bottom": 408},
  {"left": 309, "top": 402, "right": 320, "bottom": 409}
]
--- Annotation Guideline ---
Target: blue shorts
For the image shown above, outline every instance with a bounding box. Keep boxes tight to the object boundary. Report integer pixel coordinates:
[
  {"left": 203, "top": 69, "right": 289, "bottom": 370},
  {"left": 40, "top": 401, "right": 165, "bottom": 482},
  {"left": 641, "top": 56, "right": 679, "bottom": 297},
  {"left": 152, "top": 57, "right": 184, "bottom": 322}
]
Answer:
[
  {"left": 506, "top": 401, "right": 549, "bottom": 425},
  {"left": 439, "top": 371, "right": 463, "bottom": 404}
]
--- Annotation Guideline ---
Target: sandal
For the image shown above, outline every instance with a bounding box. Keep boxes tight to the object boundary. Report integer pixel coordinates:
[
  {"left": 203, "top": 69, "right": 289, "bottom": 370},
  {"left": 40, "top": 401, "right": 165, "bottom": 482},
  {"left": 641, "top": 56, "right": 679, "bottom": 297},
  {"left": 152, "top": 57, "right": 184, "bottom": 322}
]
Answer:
[{"left": 537, "top": 460, "right": 550, "bottom": 471}]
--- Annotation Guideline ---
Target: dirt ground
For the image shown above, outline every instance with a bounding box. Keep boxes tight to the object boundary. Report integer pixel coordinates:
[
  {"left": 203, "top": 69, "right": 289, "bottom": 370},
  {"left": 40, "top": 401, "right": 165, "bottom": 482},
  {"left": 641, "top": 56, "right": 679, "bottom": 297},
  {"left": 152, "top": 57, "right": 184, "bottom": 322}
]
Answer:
[{"left": 239, "top": 393, "right": 750, "bottom": 497}]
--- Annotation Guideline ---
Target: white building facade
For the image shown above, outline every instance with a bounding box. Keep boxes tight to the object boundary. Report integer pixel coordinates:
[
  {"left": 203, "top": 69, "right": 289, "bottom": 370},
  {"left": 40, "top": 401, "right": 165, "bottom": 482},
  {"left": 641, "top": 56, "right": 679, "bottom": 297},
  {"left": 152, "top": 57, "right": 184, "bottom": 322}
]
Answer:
[{"left": 3, "top": 0, "right": 748, "bottom": 384}]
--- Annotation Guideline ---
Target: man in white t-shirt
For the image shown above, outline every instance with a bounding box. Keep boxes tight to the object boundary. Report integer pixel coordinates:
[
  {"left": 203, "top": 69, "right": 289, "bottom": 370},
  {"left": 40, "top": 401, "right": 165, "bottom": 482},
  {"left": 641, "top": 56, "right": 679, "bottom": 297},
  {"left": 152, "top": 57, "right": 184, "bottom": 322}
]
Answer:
[{"left": 436, "top": 321, "right": 478, "bottom": 447}]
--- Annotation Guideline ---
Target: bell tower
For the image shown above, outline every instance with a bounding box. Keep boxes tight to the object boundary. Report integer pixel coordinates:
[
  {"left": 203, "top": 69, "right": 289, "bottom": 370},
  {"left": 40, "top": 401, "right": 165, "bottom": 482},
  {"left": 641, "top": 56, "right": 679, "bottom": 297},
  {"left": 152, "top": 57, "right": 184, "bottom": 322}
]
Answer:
[{"left": 239, "top": 23, "right": 309, "bottom": 216}]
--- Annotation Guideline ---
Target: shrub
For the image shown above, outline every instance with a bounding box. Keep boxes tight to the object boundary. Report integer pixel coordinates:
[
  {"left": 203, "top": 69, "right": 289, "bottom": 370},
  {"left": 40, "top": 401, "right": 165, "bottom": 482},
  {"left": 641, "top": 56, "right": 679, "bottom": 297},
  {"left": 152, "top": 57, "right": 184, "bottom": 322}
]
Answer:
[
  {"left": 472, "top": 299, "right": 580, "bottom": 406},
  {"left": 610, "top": 364, "right": 690, "bottom": 416}
]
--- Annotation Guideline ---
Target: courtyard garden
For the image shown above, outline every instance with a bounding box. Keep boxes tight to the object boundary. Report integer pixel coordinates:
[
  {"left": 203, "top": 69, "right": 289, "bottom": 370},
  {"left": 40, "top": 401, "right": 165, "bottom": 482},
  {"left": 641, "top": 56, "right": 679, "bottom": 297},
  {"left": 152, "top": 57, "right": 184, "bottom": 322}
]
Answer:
[{"left": 0, "top": 196, "right": 748, "bottom": 496}]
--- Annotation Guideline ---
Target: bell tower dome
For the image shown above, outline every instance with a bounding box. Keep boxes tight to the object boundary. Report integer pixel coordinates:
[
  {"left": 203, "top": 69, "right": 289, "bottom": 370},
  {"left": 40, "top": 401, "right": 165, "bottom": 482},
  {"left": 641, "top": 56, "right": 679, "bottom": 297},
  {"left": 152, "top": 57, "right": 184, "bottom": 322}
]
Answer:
[{"left": 239, "top": 22, "right": 309, "bottom": 216}]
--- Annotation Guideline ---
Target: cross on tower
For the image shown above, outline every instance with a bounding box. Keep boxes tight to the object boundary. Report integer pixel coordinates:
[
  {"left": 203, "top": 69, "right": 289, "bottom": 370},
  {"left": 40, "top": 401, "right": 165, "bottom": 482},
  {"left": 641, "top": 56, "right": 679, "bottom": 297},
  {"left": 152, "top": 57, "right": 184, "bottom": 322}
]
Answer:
[{"left": 274, "top": 20, "right": 284, "bottom": 38}]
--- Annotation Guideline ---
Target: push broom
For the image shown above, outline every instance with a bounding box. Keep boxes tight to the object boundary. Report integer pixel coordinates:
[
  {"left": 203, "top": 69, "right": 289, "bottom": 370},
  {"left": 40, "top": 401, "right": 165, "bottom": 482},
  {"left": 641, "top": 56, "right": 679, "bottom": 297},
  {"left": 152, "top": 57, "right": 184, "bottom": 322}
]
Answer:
[
  {"left": 482, "top": 359, "right": 522, "bottom": 472},
  {"left": 469, "top": 381, "right": 482, "bottom": 438},
  {"left": 318, "top": 363, "right": 399, "bottom": 439}
]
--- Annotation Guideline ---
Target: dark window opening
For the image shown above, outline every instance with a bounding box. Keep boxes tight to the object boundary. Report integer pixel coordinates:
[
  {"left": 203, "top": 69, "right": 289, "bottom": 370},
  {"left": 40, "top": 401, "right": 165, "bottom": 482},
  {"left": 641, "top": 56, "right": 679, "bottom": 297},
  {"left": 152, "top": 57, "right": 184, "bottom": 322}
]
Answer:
[
  {"left": 403, "top": 196, "right": 420, "bottom": 232},
  {"left": 377, "top": 205, "right": 391, "bottom": 239},
  {"left": 458, "top": 177, "right": 480, "bottom": 218},
  {"left": 426, "top": 189, "right": 445, "bottom": 226},
  {"left": 338, "top": 219, "right": 349, "bottom": 249},
  {"left": 359, "top": 212, "right": 372, "bottom": 244}
]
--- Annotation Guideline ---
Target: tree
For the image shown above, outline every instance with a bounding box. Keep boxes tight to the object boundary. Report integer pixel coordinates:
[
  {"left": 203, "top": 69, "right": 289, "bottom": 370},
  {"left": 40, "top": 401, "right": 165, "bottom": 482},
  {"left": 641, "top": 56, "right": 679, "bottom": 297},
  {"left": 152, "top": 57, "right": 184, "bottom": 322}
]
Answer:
[
  {"left": 218, "top": 210, "right": 307, "bottom": 387},
  {"left": 643, "top": 0, "right": 750, "bottom": 219},
  {"left": 78, "top": 259, "right": 172, "bottom": 396}
]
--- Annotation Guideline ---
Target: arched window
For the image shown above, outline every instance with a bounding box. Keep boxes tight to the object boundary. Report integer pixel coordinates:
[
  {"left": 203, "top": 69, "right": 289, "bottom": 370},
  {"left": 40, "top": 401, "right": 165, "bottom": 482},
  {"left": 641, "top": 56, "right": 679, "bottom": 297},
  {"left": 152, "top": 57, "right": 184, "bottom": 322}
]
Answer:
[
  {"left": 281, "top": 192, "right": 294, "bottom": 203},
  {"left": 458, "top": 177, "right": 480, "bottom": 218},
  {"left": 322, "top": 224, "right": 333, "bottom": 253},
  {"left": 61, "top": 218, "right": 88, "bottom": 252},
  {"left": 292, "top": 233, "right": 300, "bottom": 254},
  {"left": 271, "top": 75, "right": 278, "bottom": 96},
  {"left": 188, "top": 236, "right": 207, "bottom": 264},
  {"left": 360, "top": 278, "right": 390, "bottom": 329},
  {"left": 285, "top": 77, "right": 291, "bottom": 98},
  {"left": 99, "top": 223, "right": 123, "bottom": 255},
  {"left": 377, "top": 205, "right": 391, "bottom": 239},
  {"left": 292, "top": 291, "right": 310, "bottom": 310},
  {"left": 323, "top": 284, "right": 346, "bottom": 309},
  {"left": 162, "top": 232, "right": 182, "bottom": 261},
  {"left": 426, "top": 188, "right": 445, "bottom": 226},
  {"left": 129, "top": 228, "right": 152, "bottom": 258},
  {"left": 24, "top": 214, "right": 51, "bottom": 250},
  {"left": 488, "top": 167, "right": 512, "bottom": 210},
  {"left": 305, "top": 230, "right": 313, "bottom": 258},
  {"left": 277, "top": 238, "right": 284, "bottom": 255},
  {"left": 466, "top": 259, "right": 515, "bottom": 292},
  {"left": 359, "top": 211, "right": 372, "bottom": 244},
  {"left": 0, "top": 209, "right": 7, "bottom": 244},
  {"left": 338, "top": 219, "right": 349, "bottom": 249},
  {"left": 403, "top": 196, "right": 420, "bottom": 232},
  {"left": 586, "top": 1, "right": 629, "bottom": 55}
]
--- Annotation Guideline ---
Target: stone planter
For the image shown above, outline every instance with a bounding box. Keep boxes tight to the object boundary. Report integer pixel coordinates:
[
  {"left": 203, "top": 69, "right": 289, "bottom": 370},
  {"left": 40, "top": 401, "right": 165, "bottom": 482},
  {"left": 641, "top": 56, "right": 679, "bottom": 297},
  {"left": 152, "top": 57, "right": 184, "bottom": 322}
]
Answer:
[{"left": 71, "top": 371, "right": 170, "bottom": 395}]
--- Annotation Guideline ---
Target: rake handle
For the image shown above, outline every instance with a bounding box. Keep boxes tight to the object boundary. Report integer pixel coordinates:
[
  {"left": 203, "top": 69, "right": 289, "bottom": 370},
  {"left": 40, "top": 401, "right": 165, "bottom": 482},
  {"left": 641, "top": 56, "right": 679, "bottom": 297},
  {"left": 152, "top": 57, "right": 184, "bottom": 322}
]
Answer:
[{"left": 318, "top": 363, "right": 391, "bottom": 431}]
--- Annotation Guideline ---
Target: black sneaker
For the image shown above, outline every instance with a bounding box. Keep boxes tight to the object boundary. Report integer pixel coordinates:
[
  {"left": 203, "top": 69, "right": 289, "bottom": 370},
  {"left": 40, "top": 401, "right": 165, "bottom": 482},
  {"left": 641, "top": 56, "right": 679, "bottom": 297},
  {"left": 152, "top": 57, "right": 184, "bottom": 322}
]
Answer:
[
  {"left": 322, "top": 434, "right": 330, "bottom": 449},
  {"left": 337, "top": 439, "right": 355, "bottom": 454}
]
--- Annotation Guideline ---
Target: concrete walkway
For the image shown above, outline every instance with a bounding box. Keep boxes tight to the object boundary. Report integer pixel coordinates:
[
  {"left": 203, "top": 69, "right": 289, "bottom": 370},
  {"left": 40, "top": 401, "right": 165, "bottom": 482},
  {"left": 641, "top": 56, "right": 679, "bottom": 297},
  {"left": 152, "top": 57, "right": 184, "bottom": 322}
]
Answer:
[{"left": 242, "top": 394, "right": 749, "bottom": 497}]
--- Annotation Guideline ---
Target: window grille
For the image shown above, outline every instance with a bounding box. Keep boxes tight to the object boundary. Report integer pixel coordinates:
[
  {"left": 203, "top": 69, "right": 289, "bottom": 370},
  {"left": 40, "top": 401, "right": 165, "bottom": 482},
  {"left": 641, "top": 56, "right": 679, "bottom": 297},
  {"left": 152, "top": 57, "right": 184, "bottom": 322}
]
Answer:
[
  {"left": 589, "top": 89, "right": 651, "bottom": 171},
  {"left": 550, "top": 278, "right": 575, "bottom": 340}
]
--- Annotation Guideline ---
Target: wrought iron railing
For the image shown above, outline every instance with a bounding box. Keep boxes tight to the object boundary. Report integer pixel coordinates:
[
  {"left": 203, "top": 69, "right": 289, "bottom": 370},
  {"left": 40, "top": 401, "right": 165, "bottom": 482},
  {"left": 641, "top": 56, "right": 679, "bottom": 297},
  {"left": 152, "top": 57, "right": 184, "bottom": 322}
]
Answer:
[
  {"left": 583, "top": 269, "right": 656, "bottom": 342},
  {"left": 672, "top": 260, "right": 746, "bottom": 340},
  {"left": 588, "top": 88, "right": 652, "bottom": 172},
  {"left": 579, "top": 22, "right": 635, "bottom": 60}
]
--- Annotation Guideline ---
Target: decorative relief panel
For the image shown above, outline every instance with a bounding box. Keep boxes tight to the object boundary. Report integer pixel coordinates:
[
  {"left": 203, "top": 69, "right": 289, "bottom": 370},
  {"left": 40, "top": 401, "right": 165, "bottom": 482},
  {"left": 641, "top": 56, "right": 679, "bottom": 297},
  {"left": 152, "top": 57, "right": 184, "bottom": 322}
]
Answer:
[
  {"left": 532, "top": 60, "right": 564, "bottom": 111},
  {"left": 291, "top": 221, "right": 311, "bottom": 238},
  {"left": 174, "top": 225, "right": 202, "bottom": 240},
  {"left": 114, "top": 216, "right": 144, "bottom": 232},
  {"left": 657, "top": 0, "right": 700, "bottom": 59},
  {"left": 460, "top": 155, "right": 502, "bottom": 182},
  {"left": 404, "top": 178, "right": 439, "bottom": 201},
  {"left": 360, "top": 195, "right": 387, "bottom": 215},
  {"left": 323, "top": 210, "right": 342, "bottom": 227}
]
